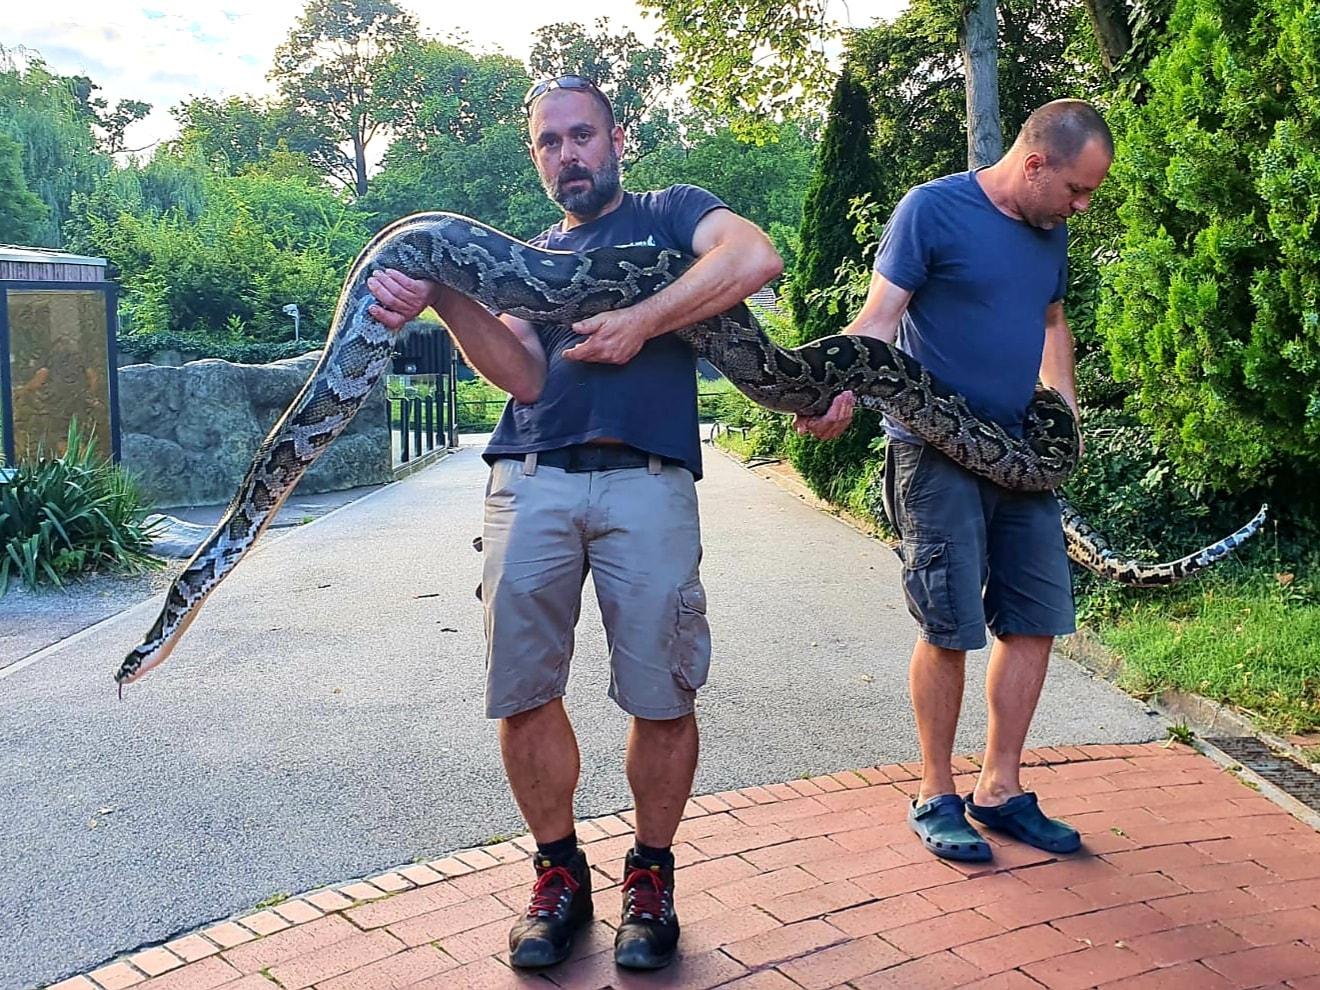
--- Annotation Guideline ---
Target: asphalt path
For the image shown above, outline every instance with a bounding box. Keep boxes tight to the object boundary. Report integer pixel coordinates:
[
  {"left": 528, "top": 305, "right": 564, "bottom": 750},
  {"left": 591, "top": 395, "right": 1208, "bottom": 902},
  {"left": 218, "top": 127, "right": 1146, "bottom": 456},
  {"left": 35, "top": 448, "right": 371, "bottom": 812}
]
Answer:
[{"left": 0, "top": 444, "right": 1159, "bottom": 989}]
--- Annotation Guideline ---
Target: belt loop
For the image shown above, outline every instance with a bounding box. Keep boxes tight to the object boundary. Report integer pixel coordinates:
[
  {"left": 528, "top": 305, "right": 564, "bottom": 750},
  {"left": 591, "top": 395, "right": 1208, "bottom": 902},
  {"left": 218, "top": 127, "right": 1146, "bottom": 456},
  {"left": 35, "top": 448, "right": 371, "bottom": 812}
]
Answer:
[
  {"left": 523, "top": 452, "right": 538, "bottom": 476},
  {"left": 648, "top": 455, "right": 662, "bottom": 475}
]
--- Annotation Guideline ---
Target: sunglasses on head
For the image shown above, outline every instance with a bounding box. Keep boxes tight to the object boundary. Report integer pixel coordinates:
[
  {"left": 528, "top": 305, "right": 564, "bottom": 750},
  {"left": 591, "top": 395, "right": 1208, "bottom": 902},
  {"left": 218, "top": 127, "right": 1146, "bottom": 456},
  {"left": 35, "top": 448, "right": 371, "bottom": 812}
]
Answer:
[{"left": 523, "top": 74, "right": 612, "bottom": 118}]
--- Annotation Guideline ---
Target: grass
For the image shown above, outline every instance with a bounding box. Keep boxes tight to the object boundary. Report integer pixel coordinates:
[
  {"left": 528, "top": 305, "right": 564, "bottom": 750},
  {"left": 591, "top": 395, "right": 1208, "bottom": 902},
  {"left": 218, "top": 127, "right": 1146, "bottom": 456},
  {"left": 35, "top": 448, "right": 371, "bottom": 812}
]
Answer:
[
  {"left": 712, "top": 429, "right": 755, "bottom": 460},
  {"left": 1101, "top": 587, "right": 1320, "bottom": 734},
  {"left": 1165, "top": 721, "right": 1196, "bottom": 746}
]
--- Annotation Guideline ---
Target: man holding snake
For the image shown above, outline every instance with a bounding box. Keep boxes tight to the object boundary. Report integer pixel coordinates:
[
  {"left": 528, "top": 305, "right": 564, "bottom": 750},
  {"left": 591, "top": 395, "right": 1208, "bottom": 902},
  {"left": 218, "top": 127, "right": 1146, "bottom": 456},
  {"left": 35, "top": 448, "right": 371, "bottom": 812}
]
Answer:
[
  {"left": 368, "top": 74, "right": 782, "bottom": 970},
  {"left": 797, "top": 100, "right": 1114, "bottom": 863}
]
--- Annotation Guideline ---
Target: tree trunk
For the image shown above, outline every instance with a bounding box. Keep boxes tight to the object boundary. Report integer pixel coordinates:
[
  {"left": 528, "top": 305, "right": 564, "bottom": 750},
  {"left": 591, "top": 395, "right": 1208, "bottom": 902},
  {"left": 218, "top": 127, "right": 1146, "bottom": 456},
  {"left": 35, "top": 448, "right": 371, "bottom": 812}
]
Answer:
[
  {"left": 1084, "top": 0, "right": 1133, "bottom": 73},
  {"left": 960, "top": 0, "right": 1003, "bottom": 168},
  {"left": 353, "top": 135, "right": 368, "bottom": 197}
]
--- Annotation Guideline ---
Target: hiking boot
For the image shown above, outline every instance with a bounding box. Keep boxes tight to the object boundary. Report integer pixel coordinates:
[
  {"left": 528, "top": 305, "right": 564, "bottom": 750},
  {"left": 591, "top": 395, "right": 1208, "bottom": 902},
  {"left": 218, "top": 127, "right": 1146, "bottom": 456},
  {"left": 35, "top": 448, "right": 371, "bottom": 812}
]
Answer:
[
  {"left": 508, "top": 848, "right": 593, "bottom": 968},
  {"left": 613, "top": 849, "right": 680, "bottom": 970}
]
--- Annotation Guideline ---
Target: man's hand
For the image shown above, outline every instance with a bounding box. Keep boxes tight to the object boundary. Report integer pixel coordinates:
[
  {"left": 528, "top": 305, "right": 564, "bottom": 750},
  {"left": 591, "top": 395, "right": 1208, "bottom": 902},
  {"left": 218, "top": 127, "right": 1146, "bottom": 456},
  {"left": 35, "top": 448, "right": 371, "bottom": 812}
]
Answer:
[
  {"left": 562, "top": 308, "right": 655, "bottom": 365},
  {"left": 793, "top": 391, "right": 855, "bottom": 441},
  {"left": 367, "top": 269, "right": 440, "bottom": 335}
]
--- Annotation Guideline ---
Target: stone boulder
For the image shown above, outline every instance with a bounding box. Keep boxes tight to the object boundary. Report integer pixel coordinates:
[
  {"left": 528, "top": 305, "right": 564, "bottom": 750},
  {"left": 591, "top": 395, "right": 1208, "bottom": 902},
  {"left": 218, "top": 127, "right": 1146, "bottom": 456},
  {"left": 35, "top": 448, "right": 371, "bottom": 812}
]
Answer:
[{"left": 118, "top": 350, "right": 391, "bottom": 508}]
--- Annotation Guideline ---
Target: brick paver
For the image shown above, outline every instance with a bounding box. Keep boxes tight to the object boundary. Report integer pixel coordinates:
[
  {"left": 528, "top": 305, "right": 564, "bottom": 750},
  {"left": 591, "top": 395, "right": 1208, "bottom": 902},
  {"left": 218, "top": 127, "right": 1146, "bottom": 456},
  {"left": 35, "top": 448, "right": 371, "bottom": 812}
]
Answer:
[{"left": 62, "top": 744, "right": 1320, "bottom": 989}]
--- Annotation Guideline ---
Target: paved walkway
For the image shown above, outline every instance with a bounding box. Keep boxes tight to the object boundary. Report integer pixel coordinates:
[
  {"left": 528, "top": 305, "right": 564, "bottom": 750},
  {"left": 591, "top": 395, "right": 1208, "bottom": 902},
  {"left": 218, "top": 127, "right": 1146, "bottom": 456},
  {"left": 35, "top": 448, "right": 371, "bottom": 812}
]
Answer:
[
  {"left": 4, "top": 444, "right": 1165, "bottom": 990},
  {"left": 54, "top": 742, "right": 1320, "bottom": 989}
]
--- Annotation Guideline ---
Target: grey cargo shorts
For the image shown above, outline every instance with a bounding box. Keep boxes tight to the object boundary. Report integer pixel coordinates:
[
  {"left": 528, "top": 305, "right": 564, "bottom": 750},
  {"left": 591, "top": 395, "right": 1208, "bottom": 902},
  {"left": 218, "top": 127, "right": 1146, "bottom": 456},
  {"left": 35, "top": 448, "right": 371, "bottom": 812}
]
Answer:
[{"left": 481, "top": 452, "right": 711, "bottom": 720}]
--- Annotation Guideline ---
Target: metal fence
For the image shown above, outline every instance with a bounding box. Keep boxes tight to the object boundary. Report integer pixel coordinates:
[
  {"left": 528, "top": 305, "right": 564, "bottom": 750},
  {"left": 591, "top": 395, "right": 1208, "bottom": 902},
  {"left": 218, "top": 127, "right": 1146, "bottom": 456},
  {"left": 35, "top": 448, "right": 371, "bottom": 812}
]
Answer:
[{"left": 388, "top": 373, "right": 457, "bottom": 467}]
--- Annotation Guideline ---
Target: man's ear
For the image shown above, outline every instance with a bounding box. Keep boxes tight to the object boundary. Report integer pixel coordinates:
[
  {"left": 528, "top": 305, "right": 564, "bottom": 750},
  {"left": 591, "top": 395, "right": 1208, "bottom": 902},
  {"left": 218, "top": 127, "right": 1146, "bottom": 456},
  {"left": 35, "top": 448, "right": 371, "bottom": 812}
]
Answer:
[{"left": 1023, "top": 149, "right": 1049, "bottom": 181}]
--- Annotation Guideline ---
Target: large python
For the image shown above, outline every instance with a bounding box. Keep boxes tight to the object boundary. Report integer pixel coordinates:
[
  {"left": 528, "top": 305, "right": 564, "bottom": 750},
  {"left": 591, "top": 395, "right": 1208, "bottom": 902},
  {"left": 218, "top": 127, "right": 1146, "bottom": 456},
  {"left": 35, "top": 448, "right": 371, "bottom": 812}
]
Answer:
[{"left": 115, "top": 213, "right": 1267, "bottom": 688}]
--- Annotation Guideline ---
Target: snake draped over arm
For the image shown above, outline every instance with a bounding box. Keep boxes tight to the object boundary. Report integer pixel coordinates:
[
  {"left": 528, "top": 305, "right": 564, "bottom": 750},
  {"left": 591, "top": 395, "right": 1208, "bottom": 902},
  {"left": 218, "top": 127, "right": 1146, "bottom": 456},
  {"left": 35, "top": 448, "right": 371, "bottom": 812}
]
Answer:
[{"left": 114, "top": 213, "right": 1267, "bottom": 689}]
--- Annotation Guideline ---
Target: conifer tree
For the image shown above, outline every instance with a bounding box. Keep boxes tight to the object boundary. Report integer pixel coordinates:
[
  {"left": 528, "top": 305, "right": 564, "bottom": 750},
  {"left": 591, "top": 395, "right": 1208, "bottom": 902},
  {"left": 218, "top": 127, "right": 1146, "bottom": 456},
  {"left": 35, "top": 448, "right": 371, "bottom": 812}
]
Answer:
[{"left": 786, "top": 69, "right": 879, "bottom": 345}]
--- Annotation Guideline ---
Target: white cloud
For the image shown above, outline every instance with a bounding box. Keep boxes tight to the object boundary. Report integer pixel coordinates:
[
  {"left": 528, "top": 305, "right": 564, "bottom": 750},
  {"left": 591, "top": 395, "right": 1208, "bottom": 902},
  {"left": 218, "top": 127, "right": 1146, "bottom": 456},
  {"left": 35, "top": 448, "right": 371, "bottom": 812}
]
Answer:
[{"left": 3, "top": 0, "right": 906, "bottom": 152}]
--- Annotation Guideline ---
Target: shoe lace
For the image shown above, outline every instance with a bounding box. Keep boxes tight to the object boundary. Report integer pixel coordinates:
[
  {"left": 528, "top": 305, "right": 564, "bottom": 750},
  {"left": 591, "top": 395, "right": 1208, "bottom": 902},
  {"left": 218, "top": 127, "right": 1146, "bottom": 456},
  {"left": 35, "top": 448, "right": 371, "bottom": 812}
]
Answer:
[
  {"left": 527, "top": 864, "right": 579, "bottom": 917},
  {"left": 622, "top": 866, "right": 669, "bottom": 922}
]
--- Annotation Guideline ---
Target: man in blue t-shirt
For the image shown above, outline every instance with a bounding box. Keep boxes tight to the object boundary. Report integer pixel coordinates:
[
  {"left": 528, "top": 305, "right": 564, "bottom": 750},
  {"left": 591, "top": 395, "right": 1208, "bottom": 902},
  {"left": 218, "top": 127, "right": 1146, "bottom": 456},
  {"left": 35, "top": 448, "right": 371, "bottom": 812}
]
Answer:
[
  {"left": 797, "top": 100, "right": 1113, "bottom": 865},
  {"left": 368, "top": 75, "right": 781, "bottom": 971}
]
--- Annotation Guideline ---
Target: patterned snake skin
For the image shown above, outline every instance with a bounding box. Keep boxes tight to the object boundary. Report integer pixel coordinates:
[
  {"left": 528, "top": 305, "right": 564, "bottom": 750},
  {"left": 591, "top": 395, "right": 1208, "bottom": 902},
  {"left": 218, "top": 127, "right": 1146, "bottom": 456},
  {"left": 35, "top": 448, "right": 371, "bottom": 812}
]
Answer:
[{"left": 114, "top": 213, "right": 1266, "bottom": 688}]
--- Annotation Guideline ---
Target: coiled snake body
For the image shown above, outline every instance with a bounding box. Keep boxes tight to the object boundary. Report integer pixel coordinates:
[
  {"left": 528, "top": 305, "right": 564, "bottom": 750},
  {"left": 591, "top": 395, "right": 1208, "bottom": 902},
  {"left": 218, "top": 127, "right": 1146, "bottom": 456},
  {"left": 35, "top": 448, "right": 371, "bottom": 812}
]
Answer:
[{"left": 115, "top": 213, "right": 1266, "bottom": 688}]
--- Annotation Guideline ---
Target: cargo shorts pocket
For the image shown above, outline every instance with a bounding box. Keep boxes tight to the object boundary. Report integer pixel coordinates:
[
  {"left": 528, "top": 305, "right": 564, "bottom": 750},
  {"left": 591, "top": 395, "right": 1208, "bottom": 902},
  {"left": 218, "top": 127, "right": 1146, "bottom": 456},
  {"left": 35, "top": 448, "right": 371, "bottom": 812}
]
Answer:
[
  {"left": 900, "top": 537, "right": 958, "bottom": 635},
  {"left": 671, "top": 578, "right": 712, "bottom": 692}
]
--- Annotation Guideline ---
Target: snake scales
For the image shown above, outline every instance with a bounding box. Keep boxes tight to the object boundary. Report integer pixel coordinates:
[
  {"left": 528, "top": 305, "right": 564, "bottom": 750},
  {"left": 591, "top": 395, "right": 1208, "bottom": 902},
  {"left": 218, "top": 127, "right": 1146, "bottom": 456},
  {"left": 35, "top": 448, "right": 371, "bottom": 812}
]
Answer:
[{"left": 115, "top": 212, "right": 1267, "bottom": 688}]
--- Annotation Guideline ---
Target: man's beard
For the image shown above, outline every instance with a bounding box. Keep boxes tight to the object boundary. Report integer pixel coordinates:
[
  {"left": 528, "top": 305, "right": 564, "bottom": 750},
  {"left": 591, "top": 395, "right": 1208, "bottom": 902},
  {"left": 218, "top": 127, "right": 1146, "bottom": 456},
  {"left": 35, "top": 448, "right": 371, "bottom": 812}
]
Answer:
[{"left": 545, "top": 154, "right": 621, "bottom": 217}]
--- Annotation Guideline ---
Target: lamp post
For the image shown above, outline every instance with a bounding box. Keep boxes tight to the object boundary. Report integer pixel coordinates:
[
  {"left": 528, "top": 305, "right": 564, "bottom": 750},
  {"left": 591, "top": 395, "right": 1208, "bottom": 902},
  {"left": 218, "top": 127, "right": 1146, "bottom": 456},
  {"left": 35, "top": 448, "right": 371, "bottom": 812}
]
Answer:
[{"left": 282, "top": 303, "right": 301, "bottom": 341}]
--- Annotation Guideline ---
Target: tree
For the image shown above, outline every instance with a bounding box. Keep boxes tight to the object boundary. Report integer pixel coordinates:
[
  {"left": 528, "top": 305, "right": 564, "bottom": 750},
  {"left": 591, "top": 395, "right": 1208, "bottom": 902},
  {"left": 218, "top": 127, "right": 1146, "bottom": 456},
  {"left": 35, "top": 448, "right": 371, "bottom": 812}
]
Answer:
[
  {"left": 374, "top": 39, "right": 527, "bottom": 151},
  {"left": 786, "top": 70, "right": 880, "bottom": 345},
  {"left": 0, "top": 47, "right": 110, "bottom": 246},
  {"left": 360, "top": 122, "right": 556, "bottom": 237},
  {"left": 64, "top": 74, "right": 152, "bottom": 153},
  {"left": 779, "top": 68, "right": 885, "bottom": 502},
  {"left": 961, "top": 0, "right": 1004, "bottom": 166},
  {"left": 1083, "top": 0, "right": 1133, "bottom": 72},
  {"left": 626, "top": 117, "right": 816, "bottom": 270},
  {"left": 269, "top": 0, "right": 420, "bottom": 195},
  {"left": 636, "top": 0, "right": 837, "bottom": 138},
  {"left": 528, "top": 19, "right": 679, "bottom": 162},
  {"left": 0, "top": 132, "right": 48, "bottom": 244},
  {"left": 642, "top": 0, "right": 1137, "bottom": 148},
  {"left": 174, "top": 95, "right": 334, "bottom": 176},
  {"left": 1097, "top": 0, "right": 1320, "bottom": 493}
]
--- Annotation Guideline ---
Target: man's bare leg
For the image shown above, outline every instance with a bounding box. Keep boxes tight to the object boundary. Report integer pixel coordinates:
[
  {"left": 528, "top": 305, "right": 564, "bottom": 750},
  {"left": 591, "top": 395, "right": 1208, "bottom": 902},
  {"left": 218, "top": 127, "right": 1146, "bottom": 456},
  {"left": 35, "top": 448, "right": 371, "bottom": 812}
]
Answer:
[
  {"left": 973, "top": 634, "right": 1052, "bottom": 807},
  {"left": 500, "top": 698, "right": 579, "bottom": 842},
  {"left": 627, "top": 713, "right": 699, "bottom": 846},
  {"left": 911, "top": 640, "right": 968, "bottom": 803}
]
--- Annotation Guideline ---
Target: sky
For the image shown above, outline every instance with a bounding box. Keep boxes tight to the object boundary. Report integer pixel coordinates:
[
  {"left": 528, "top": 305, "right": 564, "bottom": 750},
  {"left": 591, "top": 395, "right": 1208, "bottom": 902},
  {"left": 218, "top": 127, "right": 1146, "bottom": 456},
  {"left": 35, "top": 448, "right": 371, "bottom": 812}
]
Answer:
[{"left": 4, "top": 0, "right": 908, "bottom": 153}]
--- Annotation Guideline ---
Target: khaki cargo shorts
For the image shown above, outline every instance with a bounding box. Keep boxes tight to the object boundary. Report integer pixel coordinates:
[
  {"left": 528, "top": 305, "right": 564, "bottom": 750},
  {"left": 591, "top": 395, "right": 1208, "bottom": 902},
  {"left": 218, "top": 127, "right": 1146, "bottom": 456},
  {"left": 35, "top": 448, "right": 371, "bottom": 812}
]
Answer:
[{"left": 481, "top": 453, "right": 711, "bottom": 720}]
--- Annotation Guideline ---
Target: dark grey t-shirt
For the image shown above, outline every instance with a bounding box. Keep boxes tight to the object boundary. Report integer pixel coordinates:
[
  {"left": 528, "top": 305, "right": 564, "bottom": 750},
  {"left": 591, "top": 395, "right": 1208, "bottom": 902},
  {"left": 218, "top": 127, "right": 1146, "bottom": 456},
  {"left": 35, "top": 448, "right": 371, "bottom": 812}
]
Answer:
[
  {"left": 873, "top": 170, "right": 1068, "bottom": 443},
  {"left": 484, "top": 184, "right": 726, "bottom": 479}
]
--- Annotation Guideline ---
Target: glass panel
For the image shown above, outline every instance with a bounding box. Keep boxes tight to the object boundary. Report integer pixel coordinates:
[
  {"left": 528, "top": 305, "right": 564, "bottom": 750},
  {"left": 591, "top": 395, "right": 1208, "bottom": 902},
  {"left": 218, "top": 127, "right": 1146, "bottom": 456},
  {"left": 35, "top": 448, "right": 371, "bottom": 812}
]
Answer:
[{"left": 7, "top": 289, "right": 112, "bottom": 460}]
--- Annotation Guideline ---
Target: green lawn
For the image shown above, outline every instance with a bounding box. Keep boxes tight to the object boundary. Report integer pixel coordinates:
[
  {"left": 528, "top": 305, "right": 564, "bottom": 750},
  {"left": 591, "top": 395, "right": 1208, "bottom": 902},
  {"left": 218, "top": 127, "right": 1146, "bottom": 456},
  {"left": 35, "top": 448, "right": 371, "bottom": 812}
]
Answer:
[{"left": 1102, "top": 588, "right": 1320, "bottom": 734}]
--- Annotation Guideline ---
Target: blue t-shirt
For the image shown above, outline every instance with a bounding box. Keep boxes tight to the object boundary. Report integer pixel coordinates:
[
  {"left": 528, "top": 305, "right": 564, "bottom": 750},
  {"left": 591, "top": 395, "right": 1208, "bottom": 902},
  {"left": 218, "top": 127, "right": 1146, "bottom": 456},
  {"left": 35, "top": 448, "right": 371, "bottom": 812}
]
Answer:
[
  {"left": 484, "top": 184, "right": 726, "bottom": 479},
  {"left": 873, "top": 170, "right": 1068, "bottom": 443}
]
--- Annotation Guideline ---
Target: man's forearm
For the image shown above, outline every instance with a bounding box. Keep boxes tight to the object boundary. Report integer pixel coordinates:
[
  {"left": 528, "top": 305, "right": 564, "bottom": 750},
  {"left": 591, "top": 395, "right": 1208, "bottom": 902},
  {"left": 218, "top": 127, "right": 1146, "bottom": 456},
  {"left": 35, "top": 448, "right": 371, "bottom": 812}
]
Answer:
[
  {"left": 1040, "top": 321, "right": 1079, "bottom": 412},
  {"left": 840, "top": 272, "right": 911, "bottom": 344},
  {"left": 432, "top": 292, "right": 544, "bottom": 403},
  {"left": 627, "top": 238, "right": 782, "bottom": 339}
]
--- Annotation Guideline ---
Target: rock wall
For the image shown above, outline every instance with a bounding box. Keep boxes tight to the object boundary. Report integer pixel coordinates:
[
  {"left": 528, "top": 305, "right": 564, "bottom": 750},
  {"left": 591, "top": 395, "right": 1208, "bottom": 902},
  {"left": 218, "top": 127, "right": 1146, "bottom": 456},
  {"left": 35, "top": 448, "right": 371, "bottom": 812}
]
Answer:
[{"left": 117, "top": 351, "right": 391, "bottom": 508}]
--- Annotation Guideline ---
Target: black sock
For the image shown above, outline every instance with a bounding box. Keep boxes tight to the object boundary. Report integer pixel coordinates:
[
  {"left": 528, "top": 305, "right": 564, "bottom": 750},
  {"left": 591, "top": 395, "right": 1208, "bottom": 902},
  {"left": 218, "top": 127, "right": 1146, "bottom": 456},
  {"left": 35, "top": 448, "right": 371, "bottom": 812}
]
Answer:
[
  {"left": 632, "top": 842, "right": 674, "bottom": 867},
  {"left": 536, "top": 831, "right": 579, "bottom": 864}
]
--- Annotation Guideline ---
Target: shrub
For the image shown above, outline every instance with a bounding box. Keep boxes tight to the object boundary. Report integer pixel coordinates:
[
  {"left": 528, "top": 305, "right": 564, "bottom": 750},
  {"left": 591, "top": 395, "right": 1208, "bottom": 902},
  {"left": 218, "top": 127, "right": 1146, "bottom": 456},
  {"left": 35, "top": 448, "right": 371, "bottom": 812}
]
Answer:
[
  {"left": 455, "top": 377, "right": 508, "bottom": 431},
  {"left": 0, "top": 422, "right": 161, "bottom": 595},
  {"left": 1099, "top": 0, "right": 1320, "bottom": 494}
]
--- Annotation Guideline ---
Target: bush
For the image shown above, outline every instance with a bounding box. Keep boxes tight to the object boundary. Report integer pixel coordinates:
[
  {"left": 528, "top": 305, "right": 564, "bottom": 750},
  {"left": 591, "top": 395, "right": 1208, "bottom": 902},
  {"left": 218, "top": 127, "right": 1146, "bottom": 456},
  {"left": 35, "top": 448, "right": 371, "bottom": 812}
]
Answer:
[
  {"left": 1, "top": 422, "right": 161, "bottom": 595},
  {"left": 1061, "top": 396, "right": 1317, "bottom": 622},
  {"left": 118, "top": 326, "right": 323, "bottom": 365},
  {"left": 1099, "top": 0, "right": 1320, "bottom": 494},
  {"left": 70, "top": 154, "right": 367, "bottom": 361},
  {"left": 455, "top": 377, "right": 508, "bottom": 431}
]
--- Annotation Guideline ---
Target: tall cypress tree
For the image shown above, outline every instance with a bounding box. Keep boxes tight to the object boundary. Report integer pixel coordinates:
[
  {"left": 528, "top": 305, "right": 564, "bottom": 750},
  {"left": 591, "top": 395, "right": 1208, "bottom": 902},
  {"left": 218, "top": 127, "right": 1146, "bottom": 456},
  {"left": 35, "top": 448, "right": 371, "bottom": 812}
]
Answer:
[
  {"left": 782, "top": 68, "right": 887, "bottom": 508},
  {"left": 786, "top": 68, "right": 880, "bottom": 345}
]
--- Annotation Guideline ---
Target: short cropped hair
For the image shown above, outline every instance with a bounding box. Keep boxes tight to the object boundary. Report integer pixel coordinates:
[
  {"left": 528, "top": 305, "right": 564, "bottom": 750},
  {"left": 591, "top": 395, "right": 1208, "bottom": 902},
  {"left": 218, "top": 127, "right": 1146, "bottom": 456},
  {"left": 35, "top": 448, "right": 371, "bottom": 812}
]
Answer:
[
  {"left": 524, "top": 74, "right": 617, "bottom": 130},
  {"left": 1016, "top": 99, "right": 1114, "bottom": 164}
]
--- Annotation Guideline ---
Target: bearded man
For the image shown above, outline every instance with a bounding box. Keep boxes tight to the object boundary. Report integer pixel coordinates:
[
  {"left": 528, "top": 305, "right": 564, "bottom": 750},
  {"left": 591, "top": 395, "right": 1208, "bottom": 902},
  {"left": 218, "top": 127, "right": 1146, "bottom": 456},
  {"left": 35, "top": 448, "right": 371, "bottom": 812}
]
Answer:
[{"left": 367, "top": 74, "right": 782, "bottom": 971}]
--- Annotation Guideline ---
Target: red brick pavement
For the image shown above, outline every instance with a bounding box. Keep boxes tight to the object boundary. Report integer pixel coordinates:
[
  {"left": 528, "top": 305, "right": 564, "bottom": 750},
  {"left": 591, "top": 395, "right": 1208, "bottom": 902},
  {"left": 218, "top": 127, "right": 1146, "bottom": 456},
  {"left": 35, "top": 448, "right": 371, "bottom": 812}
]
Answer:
[{"left": 54, "top": 744, "right": 1320, "bottom": 990}]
